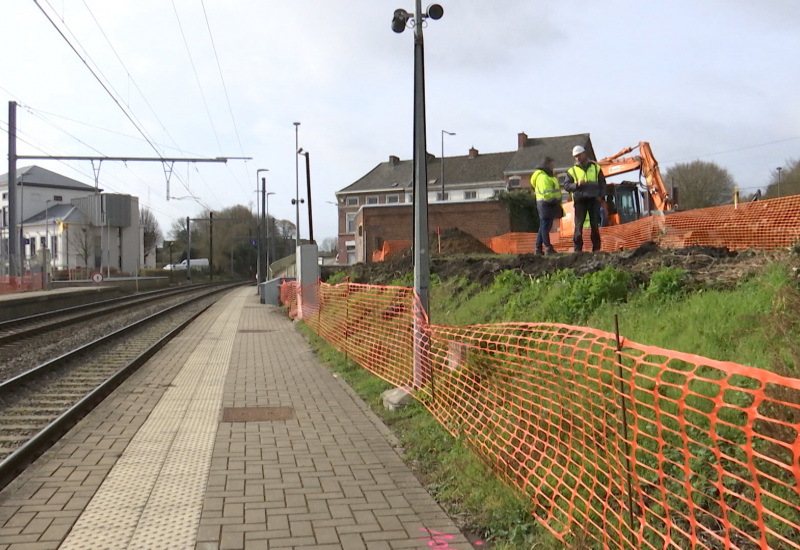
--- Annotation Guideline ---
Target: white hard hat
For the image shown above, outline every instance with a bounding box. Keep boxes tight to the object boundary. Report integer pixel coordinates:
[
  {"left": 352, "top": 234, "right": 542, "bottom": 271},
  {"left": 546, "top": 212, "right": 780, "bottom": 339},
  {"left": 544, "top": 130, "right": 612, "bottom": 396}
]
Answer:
[{"left": 572, "top": 145, "right": 586, "bottom": 156}]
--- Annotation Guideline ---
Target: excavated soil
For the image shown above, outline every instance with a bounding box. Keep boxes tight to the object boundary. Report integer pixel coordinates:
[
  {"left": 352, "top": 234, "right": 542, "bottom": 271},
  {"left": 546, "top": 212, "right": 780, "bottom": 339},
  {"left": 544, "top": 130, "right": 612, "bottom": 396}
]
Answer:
[{"left": 333, "top": 227, "right": 800, "bottom": 289}]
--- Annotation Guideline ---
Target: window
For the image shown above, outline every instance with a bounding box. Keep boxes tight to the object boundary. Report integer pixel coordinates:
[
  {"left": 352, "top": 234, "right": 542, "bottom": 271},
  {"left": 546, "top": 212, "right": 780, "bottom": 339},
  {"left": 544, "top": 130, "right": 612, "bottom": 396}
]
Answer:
[
  {"left": 29, "top": 238, "right": 35, "bottom": 256},
  {"left": 366, "top": 196, "right": 379, "bottom": 205},
  {"left": 51, "top": 236, "right": 58, "bottom": 259},
  {"left": 436, "top": 192, "right": 449, "bottom": 201},
  {"left": 40, "top": 236, "right": 46, "bottom": 248},
  {"left": 53, "top": 195, "right": 63, "bottom": 202},
  {"left": 386, "top": 194, "right": 400, "bottom": 204},
  {"left": 346, "top": 197, "right": 358, "bottom": 206},
  {"left": 464, "top": 191, "right": 477, "bottom": 200},
  {"left": 346, "top": 213, "right": 357, "bottom": 233}
]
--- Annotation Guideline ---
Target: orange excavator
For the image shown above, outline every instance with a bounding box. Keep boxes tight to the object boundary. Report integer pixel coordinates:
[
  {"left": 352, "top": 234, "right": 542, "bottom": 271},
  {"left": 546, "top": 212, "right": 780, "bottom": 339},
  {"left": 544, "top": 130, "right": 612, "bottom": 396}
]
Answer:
[{"left": 559, "top": 141, "right": 676, "bottom": 236}]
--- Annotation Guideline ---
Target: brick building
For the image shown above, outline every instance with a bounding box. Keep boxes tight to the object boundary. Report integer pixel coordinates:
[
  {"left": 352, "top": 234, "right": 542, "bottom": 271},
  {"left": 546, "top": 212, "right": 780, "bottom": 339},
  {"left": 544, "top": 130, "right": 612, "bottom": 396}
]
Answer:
[{"left": 333, "top": 132, "right": 596, "bottom": 264}]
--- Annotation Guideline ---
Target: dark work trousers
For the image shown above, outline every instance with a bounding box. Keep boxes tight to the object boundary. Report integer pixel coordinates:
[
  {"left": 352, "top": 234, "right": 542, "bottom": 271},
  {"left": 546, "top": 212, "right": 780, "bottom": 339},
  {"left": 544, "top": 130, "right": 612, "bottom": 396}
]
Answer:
[
  {"left": 536, "top": 216, "right": 555, "bottom": 252},
  {"left": 573, "top": 198, "right": 601, "bottom": 252}
]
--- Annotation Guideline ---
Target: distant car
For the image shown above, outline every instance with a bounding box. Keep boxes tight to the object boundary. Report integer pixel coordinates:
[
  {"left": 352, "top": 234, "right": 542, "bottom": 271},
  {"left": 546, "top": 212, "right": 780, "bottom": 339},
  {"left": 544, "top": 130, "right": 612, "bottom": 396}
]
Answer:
[{"left": 163, "top": 259, "right": 208, "bottom": 271}]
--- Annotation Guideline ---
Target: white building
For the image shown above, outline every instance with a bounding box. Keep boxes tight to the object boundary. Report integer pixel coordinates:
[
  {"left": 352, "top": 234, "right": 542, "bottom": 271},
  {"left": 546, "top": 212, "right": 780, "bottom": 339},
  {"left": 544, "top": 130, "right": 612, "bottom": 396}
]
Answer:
[{"left": 1, "top": 166, "right": 143, "bottom": 276}]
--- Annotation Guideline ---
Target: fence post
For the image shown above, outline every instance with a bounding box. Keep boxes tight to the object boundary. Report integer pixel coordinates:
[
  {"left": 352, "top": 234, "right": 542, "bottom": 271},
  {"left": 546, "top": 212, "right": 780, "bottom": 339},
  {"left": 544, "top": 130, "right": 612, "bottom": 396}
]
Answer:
[
  {"left": 345, "top": 277, "right": 350, "bottom": 363},
  {"left": 614, "top": 314, "right": 636, "bottom": 547}
]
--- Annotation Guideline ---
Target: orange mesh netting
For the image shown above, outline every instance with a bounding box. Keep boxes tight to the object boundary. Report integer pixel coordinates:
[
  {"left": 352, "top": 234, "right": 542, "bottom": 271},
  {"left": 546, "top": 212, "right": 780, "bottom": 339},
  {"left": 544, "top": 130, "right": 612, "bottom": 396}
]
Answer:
[
  {"left": 377, "top": 195, "right": 800, "bottom": 259},
  {"left": 285, "top": 280, "right": 800, "bottom": 550}
]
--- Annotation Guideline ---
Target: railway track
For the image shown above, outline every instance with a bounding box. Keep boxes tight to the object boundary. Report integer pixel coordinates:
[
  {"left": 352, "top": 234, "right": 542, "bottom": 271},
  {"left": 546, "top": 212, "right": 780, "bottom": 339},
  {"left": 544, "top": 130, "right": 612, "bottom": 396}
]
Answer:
[
  {"left": 0, "top": 283, "right": 236, "bottom": 383},
  {"left": 0, "top": 282, "right": 246, "bottom": 491}
]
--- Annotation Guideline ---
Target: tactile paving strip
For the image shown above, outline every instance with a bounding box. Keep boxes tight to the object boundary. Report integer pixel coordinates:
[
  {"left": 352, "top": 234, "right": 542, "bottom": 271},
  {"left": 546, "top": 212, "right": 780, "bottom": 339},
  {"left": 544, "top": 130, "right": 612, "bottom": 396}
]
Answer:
[{"left": 58, "top": 294, "right": 243, "bottom": 550}]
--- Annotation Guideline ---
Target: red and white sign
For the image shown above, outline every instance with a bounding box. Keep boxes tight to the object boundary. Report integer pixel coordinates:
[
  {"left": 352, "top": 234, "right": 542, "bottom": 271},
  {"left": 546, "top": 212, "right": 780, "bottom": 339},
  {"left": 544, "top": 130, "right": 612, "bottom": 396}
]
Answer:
[{"left": 91, "top": 272, "right": 104, "bottom": 283}]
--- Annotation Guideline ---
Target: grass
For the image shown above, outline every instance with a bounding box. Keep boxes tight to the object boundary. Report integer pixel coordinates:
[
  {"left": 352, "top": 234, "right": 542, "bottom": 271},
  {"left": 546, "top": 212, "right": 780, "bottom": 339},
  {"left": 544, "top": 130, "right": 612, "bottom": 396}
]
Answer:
[
  {"left": 587, "top": 262, "right": 798, "bottom": 374},
  {"left": 296, "top": 322, "right": 569, "bottom": 550},
  {"left": 301, "top": 254, "right": 800, "bottom": 549}
]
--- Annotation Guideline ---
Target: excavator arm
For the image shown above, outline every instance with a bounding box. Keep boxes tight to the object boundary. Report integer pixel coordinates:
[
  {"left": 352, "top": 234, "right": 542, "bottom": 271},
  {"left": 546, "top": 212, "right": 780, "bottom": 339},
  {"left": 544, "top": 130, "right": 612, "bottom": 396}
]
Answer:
[{"left": 598, "top": 142, "right": 674, "bottom": 212}]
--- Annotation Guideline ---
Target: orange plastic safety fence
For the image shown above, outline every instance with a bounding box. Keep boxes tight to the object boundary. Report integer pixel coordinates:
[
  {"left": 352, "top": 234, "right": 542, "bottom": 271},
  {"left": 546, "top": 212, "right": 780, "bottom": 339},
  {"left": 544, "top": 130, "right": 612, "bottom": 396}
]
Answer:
[
  {"left": 299, "top": 281, "right": 800, "bottom": 550},
  {"left": 376, "top": 195, "right": 800, "bottom": 260}
]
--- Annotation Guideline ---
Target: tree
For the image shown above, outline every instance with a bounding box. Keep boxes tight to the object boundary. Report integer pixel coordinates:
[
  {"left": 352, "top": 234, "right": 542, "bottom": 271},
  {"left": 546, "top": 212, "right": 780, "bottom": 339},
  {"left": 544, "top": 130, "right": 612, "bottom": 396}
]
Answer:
[
  {"left": 764, "top": 159, "right": 800, "bottom": 199},
  {"left": 69, "top": 224, "right": 95, "bottom": 271},
  {"left": 320, "top": 237, "right": 338, "bottom": 253},
  {"left": 664, "top": 160, "right": 736, "bottom": 210},
  {"left": 140, "top": 207, "right": 162, "bottom": 264}
]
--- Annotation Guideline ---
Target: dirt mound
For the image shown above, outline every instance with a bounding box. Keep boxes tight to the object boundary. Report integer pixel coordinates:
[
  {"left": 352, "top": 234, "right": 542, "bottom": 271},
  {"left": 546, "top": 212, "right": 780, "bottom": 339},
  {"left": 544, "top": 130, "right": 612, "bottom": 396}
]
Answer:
[{"left": 334, "top": 240, "right": 799, "bottom": 289}]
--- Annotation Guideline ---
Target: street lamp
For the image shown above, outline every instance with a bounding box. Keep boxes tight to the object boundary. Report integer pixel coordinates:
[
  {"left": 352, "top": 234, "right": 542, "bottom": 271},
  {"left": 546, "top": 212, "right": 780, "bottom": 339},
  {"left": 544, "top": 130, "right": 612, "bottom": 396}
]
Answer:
[
  {"left": 391, "top": 1, "right": 444, "bottom": 387},
  {"left": 265, "top": 192, "right": 276, "bottom": 279},
  {"left": 294, "top": 122, "right": 301, "bottom": 248},
  {"left": 256, "top": 168, "right": 269, "bottom": 286},
  {"left": 441, "top": 130, "right": 455, "bottom": 200},
  {"left": 298, "top": 148, "right": 314, "bottom": 242},
  {"left": 776, "top": 166, "right": 782, "bottom": 198}
]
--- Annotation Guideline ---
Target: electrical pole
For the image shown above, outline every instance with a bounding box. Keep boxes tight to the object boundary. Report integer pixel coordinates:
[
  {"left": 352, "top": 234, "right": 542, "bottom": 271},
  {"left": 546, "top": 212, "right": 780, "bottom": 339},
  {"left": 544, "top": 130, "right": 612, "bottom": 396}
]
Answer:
[{"left": 7, "top": 101, "right": 18, "bottom": 276}]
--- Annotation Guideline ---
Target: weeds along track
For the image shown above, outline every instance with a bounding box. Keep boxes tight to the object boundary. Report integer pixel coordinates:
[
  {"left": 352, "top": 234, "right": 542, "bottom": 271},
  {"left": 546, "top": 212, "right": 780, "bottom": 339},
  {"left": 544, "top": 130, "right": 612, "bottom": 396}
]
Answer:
[{"left": 0, "top": 282, "right": 243, "bottom": 490}]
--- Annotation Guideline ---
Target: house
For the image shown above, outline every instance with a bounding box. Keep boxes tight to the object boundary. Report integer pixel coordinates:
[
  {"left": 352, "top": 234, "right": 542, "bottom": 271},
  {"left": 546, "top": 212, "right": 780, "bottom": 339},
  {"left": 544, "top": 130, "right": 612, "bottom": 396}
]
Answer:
[
  {"left": 1, "top": 166, "right": 142, "bottom": 276},
  {"left": 333, "top": 132, "right": 596, "bottom": 263}
]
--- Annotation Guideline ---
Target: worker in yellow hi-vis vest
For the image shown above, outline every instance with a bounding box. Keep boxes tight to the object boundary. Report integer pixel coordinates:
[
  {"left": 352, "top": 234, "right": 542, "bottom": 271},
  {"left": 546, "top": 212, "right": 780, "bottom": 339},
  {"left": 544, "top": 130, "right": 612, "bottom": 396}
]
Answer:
[
  {"left": 564, "top": 145, "right": 606, "bottom": 252},
  {"left": 531, "top": 156, "right": 562, "bottom": 255}
]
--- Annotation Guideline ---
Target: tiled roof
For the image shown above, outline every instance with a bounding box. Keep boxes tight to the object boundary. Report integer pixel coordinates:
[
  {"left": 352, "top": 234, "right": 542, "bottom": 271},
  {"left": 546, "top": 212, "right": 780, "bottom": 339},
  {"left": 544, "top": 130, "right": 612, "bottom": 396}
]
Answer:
[
  {"left": 505, "top": 133, "right": 595, "bottom": 174},
  {"left": 0, "top": 165, "right": 98, "bottom": 191},
  {"left": 337, "top": 133, "right": 596, "bottom": 194},
  {"left": 22, "top": 203, "right": 77, "bottom": 224}
]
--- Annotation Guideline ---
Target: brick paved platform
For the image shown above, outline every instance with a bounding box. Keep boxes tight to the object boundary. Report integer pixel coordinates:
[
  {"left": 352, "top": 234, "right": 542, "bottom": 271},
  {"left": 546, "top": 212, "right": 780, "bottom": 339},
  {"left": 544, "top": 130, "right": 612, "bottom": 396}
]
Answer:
[{"left": 0, "top": 287, "right": 472, "bottom": 549}]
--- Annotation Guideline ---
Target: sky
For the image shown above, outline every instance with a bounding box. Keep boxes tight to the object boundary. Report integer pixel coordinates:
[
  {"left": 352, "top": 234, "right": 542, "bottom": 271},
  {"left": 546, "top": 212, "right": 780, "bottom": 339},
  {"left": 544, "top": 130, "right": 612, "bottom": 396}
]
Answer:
[{"left": 3, "top": 0, "right": 799, "bottom": 244}]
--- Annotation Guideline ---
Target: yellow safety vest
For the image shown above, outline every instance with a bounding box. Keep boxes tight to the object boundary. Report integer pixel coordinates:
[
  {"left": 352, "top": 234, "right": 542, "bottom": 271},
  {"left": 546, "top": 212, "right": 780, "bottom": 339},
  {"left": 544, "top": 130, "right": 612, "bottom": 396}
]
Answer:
[
  {"left": 566, "top": 163, "right": 602, "bottom": 185},
  {"left": 530, "top": 170, "right": 561, "bottom": 202},
  {"left": 567, "top": 163, "right": 602, "bottom": 227}
]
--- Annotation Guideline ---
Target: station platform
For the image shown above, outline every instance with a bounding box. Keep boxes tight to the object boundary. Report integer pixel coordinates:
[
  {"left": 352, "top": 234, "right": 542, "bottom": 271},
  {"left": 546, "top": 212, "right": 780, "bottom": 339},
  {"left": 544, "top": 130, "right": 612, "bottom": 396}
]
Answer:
[{"left": 0, "top": 286, "right": 471, "bottom": 549}]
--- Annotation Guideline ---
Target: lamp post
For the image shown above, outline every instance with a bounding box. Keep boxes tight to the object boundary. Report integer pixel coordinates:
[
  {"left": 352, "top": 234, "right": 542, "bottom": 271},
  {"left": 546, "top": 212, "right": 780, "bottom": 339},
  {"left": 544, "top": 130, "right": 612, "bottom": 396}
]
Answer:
[
  {"left": 776, "top": 166, "right": 782, "bottom": 198},
  {"left": 293, "top": 122, "right": 301, "bottom": 248},
  {"left": 45, "top": 200, "right": 56, "bottom": 283},
  {"left": 391, "top": 1, "right": 444, "bottom": 386},
  {"left": 441, "top": 130, "right": 455, "bottom": 200},
  {"left": 256, "top": 168, "right": 269, "bottom": 286},
  {"left": 265, "top": 192, "right": 276, "bottom": 279},
  {"left": 298, "top": 148, "right": 314, "bottom": 242}
]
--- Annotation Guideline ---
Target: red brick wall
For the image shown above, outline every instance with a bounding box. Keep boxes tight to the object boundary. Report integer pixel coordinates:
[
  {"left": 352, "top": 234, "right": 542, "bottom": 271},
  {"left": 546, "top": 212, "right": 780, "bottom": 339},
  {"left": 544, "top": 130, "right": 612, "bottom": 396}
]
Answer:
[{"left": 357, "top": 201, "right": 511, "bottom": 262}]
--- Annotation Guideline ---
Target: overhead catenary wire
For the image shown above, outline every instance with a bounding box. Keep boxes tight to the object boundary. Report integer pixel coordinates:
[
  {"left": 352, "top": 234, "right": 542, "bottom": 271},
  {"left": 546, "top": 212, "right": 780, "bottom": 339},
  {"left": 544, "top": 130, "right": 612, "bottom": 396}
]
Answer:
[
  {"left": 79, "top": 0, "right": 251, "bottom": 204},
  {"left": 0, "top": 122, "right": 183, "bottom": 225},
  {"left": 171, "top": 0, "right": 223, "bottom": 156},
  {"left": 29, "top": 2, "right": 247, "bottom": 211},
  {"left": 33, "top": 0, "right": 166, "bottom": 159},
  {"left": 78, "top": 0, "right": 186, "bottom": 157},
  {"left": 199, "top": 0, "right": 251, "bottom": 195}
]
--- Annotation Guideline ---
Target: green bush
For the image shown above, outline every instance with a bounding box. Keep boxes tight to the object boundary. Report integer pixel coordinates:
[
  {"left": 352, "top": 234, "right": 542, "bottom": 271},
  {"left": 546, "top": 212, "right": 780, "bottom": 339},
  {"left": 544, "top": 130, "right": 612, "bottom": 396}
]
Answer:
[
  {"left": 325, "top": 271, "right": 348, "bottom": 285},
  {"left": 646, "top": 266, "right": 687, "bottom": 300}
]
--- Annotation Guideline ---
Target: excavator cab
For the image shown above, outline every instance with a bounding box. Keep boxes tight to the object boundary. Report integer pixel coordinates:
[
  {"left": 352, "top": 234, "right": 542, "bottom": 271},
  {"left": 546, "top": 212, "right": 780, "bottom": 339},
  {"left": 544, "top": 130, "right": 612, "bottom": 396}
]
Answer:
[{"left": 608, "top": 181, "right": 643, "bottom": 224}]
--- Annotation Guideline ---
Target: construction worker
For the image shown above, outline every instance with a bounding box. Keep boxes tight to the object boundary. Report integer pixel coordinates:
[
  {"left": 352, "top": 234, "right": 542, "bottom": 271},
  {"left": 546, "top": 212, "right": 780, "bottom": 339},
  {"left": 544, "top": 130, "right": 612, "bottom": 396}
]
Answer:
[
  {"left": 531, "top": 156, "right": 562, "bottom": 255},
  {"left": 564, "top": 145, "right": 606, "bottom": 252}
]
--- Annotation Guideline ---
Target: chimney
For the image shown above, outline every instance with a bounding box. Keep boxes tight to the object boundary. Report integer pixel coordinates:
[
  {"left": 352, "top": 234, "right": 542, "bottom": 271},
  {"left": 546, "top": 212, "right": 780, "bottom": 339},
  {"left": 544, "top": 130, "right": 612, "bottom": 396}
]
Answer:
[
  {"left": 389, "top": 155, "right": 400, "bottom": 165},
  {"left": 468, "top": 147, "right": 479, "bottom": 159},
  {"left": 517, "top": 132, "right": 529, "bottom": 150}
]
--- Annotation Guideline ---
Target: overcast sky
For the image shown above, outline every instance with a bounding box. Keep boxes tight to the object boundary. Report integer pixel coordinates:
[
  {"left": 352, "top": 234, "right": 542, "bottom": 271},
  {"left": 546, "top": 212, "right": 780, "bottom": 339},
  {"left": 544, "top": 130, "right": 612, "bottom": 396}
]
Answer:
[{"left": 3, "top": 1, "right": 799, "bottom": 243}]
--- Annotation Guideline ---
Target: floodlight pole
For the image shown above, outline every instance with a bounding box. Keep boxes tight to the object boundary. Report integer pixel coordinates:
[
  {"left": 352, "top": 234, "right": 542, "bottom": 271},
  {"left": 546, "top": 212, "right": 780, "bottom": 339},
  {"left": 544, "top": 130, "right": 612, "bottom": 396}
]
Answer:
[
  {"left": 392, "top": 1, "right": 443, "bottom": 387},
  {"left": 256, "top": 169, "right": 268, "bottom": 286}
]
